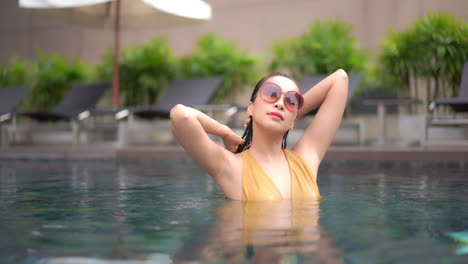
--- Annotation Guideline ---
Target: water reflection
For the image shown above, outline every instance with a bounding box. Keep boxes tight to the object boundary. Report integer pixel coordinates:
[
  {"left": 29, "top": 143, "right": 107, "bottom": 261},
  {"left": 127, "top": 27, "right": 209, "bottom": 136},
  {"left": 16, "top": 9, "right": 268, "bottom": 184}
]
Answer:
[
  {"left": 174, "top": 199, "right": 343, "bottom": 264},
  {"left": 1, "top": 166, "right": 17, "bottom": 204},
  {"left": 1, "top": 162, "right": 467, "bottom": 263}
]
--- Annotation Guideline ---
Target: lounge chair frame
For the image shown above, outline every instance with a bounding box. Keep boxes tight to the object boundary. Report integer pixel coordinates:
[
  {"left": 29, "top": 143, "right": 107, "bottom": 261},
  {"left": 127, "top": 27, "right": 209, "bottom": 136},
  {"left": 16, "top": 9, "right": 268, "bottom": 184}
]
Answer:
[
  {"left": 426, "top": 63, "right": 468, "bottom": 141},
  {"left": 15, "top": 82, "right": 109, "bottom": 144},
  {"left": 0, "top": 86, "right": 30, "bottom": 145}
]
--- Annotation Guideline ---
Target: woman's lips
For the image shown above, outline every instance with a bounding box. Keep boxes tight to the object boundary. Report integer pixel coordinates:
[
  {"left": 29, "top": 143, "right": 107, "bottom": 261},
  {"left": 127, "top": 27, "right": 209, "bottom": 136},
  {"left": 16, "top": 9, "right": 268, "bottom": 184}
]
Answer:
[{"left": 268, "top": 112, "right": 284, "bottom": 121}]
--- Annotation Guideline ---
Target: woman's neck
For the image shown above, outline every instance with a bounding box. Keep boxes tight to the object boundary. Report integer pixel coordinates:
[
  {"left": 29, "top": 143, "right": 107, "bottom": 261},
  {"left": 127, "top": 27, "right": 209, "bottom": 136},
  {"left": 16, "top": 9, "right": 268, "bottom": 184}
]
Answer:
[{"left": 249, "top": 126, "right": 285, "bottom": 162}]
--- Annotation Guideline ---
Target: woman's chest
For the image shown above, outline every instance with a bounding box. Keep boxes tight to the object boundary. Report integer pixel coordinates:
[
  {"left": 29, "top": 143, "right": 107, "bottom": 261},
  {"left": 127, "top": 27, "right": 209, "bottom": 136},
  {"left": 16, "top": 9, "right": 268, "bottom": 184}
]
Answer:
[{"left": 262, "top": 163, "right": 292, "bottom": 198}]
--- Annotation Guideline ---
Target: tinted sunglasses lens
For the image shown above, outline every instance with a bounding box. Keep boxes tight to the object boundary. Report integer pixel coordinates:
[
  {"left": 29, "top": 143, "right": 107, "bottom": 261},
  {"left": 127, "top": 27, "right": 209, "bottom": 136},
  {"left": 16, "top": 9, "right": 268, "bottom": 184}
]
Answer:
[
  {"left": 285, "top": 92, "right": 303, "bottom": 111},
  {"left": 260, "top": 84, "right": 281, "bottom": 102}
]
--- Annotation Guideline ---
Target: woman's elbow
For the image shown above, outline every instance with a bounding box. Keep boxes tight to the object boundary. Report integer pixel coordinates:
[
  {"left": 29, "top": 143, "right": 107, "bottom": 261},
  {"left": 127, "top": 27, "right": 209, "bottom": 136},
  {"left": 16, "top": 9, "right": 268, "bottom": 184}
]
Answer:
[
  {"left": 335, "top": 69, "right": 349, "bottom": 93},
  {"left": 170, "top": 104, "right": 190, "bottom": 122},
  {"left": 335, "top": 69, "right": 348, "bottom": 80}
]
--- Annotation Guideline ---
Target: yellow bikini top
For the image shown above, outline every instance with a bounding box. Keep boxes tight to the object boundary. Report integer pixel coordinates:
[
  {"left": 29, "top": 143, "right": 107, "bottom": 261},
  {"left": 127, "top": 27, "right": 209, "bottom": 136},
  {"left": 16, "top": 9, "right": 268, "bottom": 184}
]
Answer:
[{"left": 241, "top": 149, "right": 320, "bottom": 201}]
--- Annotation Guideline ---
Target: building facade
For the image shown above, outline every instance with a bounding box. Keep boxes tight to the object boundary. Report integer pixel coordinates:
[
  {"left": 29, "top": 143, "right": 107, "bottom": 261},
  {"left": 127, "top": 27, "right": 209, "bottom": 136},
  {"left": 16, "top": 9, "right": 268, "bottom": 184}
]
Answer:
[{"left": 0, "top": 0, "right": 467, "bottom": 64}]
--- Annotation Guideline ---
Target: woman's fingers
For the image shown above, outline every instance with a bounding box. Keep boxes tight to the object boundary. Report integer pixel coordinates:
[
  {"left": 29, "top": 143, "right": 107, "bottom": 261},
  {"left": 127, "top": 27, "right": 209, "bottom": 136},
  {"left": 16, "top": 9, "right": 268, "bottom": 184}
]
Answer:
[
  {"left": 222, "top": 132, "right": 245, "bottom": 153},
  {"left": 235, "top": 136, "right": 245, "bottom": 144},
  {"left": 230, "top": 136, "right": 245, "bottom": 152},
  {"left": 234, "top": 137, "right": 246, "bottom": 152}
]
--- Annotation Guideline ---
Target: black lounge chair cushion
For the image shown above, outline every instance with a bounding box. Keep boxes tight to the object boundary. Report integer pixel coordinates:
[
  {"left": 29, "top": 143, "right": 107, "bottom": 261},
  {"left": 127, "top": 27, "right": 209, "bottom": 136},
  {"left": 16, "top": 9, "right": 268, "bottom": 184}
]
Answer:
[
  {"left": 132, "top": 108, "right": 169, "bottom": 119},
  {"left": 432, "top": 62, "right": 468, "bottom": 113},
  {"left": 300, "top": 73, "right": 363, "bottom": 115},
  {"left": 0, "top": 86, "right": 30, "bottom": 116},
  {"left": 131, "top": 77, "right": 222, "bottom": 120},
  {"left": 300, "top": 74, "right": 329, "bottom": 93},
  {"left": 19, "top": 82, "right": 110, "bottom": 122},
  {"left": 19, "top": 111, "right": 71, "bottom": 122},
  {"left": 434, "top": 97, "right": 468, "bottom": 112}
]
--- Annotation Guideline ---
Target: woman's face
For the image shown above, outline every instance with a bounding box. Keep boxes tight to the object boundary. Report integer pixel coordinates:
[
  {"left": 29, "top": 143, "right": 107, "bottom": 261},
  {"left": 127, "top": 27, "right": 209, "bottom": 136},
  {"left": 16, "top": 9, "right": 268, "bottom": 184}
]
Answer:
[{"left": 248, "top": 76, "right": 301, "bottom": 133}]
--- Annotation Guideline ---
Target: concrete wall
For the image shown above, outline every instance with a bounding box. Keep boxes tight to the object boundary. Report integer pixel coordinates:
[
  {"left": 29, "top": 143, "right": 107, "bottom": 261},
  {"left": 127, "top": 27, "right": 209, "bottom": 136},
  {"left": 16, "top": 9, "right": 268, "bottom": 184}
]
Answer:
[{"left": 1, "top": 0, "right": 467, "bottom": 64}]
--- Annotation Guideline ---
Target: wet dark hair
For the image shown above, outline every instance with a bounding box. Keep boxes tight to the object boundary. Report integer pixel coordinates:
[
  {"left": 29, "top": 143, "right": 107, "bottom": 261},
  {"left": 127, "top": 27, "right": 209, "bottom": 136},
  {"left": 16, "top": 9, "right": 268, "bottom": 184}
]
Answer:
[{"left": 235, "top": 72, "right": 299, "bottom": 153}]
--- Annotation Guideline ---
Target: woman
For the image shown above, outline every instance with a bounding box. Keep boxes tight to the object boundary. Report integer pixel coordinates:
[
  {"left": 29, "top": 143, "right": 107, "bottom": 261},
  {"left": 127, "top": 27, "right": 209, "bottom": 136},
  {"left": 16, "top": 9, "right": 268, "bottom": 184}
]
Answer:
[{"left": 170, "top": 69, "right": 348, "bottom": 200}]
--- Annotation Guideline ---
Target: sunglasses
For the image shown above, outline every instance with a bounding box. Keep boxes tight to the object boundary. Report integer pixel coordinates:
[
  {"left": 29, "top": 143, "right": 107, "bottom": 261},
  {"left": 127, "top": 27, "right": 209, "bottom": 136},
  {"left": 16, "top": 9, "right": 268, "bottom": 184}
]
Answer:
[{"left": 259, "top": 82, "right": 304, "bottom": 112}]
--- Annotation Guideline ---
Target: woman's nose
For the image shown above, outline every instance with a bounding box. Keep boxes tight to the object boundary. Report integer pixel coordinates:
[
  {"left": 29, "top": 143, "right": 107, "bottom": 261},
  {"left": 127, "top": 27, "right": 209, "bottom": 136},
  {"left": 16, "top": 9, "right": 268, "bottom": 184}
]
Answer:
[{"left": 275, "top": 95, "right": 285, "bottom": 110}]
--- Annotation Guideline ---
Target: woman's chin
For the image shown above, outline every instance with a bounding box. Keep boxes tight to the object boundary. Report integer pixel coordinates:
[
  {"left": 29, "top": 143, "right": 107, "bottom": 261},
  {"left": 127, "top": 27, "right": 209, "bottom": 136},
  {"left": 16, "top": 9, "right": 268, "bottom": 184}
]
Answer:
[{"left": 256, "top": 121, "right": 291, "bottom": 135}]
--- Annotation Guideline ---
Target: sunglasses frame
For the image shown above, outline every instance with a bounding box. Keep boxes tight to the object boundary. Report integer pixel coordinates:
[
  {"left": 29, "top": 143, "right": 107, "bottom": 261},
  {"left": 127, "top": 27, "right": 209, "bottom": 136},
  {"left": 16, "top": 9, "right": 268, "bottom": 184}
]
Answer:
[{"left": 258, "top": 82, "right": 304, "bottom": 112}]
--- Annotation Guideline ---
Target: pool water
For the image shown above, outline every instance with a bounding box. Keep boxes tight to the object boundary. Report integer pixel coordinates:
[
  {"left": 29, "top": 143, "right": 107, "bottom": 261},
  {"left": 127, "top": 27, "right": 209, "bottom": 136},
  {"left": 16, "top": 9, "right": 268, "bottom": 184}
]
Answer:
[{"left": 0, "top": 161, "right": 467, "bottom": 264}]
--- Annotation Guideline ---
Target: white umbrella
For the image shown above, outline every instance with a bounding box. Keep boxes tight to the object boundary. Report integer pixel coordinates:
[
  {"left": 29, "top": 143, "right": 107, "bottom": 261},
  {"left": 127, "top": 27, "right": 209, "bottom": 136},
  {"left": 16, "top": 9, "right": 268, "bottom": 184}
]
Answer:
[{"left": 19, "top": 0, "right": 212, "bottom": 107}]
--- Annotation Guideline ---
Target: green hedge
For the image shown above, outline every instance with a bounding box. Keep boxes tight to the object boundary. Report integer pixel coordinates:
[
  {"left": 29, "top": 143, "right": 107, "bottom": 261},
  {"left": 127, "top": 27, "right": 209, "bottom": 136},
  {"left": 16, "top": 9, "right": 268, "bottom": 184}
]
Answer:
[
  {"left": 178, "top": 33, "right": 258, "bottom": 103},
  {"left": 0, "top": 57, "right": 32, "bottom": 87},
  {"left": 269, "top": 20, "right": 368, "bottom": 81},
  {"left": 95, "top": 37, "right": 177, "bottom": 106},
  {"left": 2, "top": 13, "right": 465, "bottom": 109},
  {"left": 378, "top": 12, "right": 468, "bottom": 104},
  {"left": 1, "top": 53, "right": 91, "bottom": 110}
]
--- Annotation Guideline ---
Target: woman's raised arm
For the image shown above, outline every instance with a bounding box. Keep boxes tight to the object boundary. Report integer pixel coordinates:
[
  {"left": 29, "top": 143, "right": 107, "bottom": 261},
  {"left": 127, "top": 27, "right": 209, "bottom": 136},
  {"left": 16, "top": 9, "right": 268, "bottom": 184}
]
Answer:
[
  {"left": 293, "top": 69, "right": 349, "bottom": 169},
  {"left": 170, "top": 104, "right": 243, "bottom": 178}
]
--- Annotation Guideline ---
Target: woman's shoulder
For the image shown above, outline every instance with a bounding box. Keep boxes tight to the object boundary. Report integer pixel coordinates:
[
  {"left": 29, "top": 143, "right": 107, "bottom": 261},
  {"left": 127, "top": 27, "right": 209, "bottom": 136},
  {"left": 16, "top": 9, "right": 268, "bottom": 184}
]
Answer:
[
  {"left": 284, "top": 149, "right": 305, "bottom": 158},
  {"left": 284, "top": 149, "right": 307, "bottom": 164},
  {"left": 285, "top": 149, "right": 319, "bottom": 177}
]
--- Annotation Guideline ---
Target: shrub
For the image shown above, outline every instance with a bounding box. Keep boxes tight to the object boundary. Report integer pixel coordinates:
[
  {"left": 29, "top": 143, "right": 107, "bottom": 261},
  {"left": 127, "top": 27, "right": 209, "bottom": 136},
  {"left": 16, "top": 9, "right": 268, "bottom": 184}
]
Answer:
[
  {"left": 96, "top": 37, "right": 176, "bottom": 106},
  {"left": 378, "top": 12, "right": 468, "bottom": 105},
  {"left": 23, "top": 52, "right": 91, "bottom": 110},
  {"left": 269, "top": 20, "right": 367, "bottom": 81},
  {"left": 178, "top": 33, "right": 258, "bottom": 103},
  {"left": 0, "top": 57, "right": 33, "bottom": 87}
]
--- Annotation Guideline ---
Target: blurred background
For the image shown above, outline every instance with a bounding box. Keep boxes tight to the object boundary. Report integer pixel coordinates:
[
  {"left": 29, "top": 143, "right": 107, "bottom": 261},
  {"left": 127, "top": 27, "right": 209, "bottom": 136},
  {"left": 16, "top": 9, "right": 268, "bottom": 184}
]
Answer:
[
  {"left": 1, "top": 0, "right": 467, "bottom": 146},
  {"left": 1, "top": 0, "right": 466, "bottom": 61}
]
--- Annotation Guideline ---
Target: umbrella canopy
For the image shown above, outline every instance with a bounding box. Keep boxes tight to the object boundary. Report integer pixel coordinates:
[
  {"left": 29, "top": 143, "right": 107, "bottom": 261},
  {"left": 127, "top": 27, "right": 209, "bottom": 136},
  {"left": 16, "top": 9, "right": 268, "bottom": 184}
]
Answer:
[
  {"left": 20, "top": 0, "right": 212, "bottom": 28},
  {"left": 19, "top": 0, "right": 212, "bottom": 107}
]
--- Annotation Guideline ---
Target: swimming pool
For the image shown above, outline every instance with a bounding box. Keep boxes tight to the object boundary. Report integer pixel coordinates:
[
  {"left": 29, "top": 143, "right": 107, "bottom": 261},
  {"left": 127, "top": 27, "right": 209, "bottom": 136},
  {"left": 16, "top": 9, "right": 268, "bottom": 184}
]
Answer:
[{"left": 1, "top": 160, "right": 467, "bottom": 263}]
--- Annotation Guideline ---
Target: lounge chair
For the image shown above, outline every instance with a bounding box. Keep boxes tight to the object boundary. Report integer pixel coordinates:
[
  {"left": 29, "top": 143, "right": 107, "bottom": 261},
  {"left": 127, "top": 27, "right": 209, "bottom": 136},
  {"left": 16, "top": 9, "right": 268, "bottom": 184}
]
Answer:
[
  {"left": 300, "top": 73, "right": 363, "bottom": 110},
  {"left": 19, "top": 82, "right": 110, "bottom": 122},
  {"left": 16, "top": 82, "right": 110, "bottom": 143},
  {"left": 115, "top": 76, "right": 223, "bottom": 120},
  {"left": 298, "top": 73, "right": 363, "bottom": 115},
  {"left": 299, "top": 73, "right": 364, "bottom": 144},
  {"left": 300, "top": 74, "right": 329, "bottom": 93},
  {"left": 429, "top": 62, "right": 468, "bottom": 116},
  {"left": 0, "top": 86, "right": 30, "bottom": 122},
  {"left": 360, "top": 88, "right": 421, "bottom": 145},
  {"left": 426, "top": 62, "right": 468, "bottom": 139},
  {"left": 0, "top": 86, "right": 30, "bottom": 145}
]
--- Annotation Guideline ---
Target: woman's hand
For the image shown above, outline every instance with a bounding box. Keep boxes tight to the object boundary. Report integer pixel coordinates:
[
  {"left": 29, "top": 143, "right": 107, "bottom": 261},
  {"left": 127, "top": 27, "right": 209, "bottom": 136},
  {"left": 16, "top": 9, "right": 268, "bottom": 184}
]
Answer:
[{"left": 221, "top": 126, "right": 245, "bottom": 153}]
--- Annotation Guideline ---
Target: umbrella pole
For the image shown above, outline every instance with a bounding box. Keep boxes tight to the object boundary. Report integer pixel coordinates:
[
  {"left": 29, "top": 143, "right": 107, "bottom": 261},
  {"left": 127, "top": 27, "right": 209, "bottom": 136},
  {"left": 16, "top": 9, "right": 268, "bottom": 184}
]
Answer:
[{"left": 112, "top": 0, "right": 121, "bottom": 108}]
